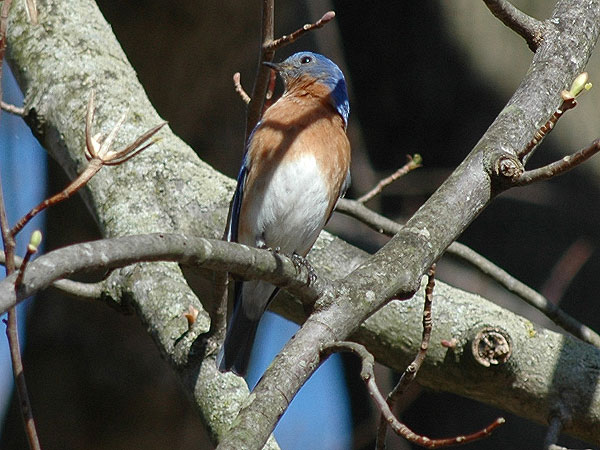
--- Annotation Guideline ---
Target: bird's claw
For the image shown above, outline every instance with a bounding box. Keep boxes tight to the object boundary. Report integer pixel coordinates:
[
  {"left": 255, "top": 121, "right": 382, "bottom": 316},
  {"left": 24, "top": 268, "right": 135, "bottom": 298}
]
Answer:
[{"left": 290, "top": 253, "right": 317, "bottom": 286}]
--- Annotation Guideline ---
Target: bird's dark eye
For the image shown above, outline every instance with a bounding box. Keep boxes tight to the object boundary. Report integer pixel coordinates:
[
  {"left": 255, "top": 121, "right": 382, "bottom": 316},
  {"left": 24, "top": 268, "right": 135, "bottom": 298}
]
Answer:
[{"left": 300, "top": 56, "right": 312, "bottom": 64}]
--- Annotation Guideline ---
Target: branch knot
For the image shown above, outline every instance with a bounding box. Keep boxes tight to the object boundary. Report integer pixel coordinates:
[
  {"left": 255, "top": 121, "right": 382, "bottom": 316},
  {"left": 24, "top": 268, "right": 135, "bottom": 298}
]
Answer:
[{"left": 471, "top": 326, "right": 512, "bottom": 367}]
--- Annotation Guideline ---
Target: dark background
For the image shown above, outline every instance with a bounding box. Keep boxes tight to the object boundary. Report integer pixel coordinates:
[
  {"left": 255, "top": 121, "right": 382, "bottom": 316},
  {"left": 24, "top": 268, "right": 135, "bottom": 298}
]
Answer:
[{"left": 2, "top": 0, "right": 600, "bottom": 448}]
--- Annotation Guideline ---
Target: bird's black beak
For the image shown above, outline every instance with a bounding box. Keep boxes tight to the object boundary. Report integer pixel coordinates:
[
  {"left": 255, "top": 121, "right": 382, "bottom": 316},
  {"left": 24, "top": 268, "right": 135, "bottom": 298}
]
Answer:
[{"left": 262, "top": 61, "right": 281, "bottom": 71}]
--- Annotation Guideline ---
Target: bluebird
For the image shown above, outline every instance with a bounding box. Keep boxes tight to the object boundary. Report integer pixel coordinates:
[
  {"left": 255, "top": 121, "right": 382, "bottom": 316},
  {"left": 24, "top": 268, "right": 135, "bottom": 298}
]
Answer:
[{"left": 217, "top": 52, "right": 351, "bottom": 376}]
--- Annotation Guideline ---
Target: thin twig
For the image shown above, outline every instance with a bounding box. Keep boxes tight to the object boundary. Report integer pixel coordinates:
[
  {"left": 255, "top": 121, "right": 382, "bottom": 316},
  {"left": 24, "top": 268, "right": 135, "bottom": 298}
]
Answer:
[
  {"left": 264, "top": 11, "right": 336, "bottom": 52},
  {"left": 482, "top": 0, "right": 545, "bottom": 51},
  {"left": 11, "top": 159, "right": 102, "bottom": 236},
  {"left": 447, "top": 242, "right": 600, "bottom": 347},
  {"left": 245, "top": 4, "right": 336, "bottom": 138},
  {"left": 518, "top": 73, "right": 591, "bottom": 162},
  {"left": 334, "top": 198, "right": 600, "bottom": 348},
  {"left": 336, "top": 197, "right": 400, "bottom": 234},
  {"left": 515, "top": 138, "right": 600, "bottom": 186},
  {"left": 376, "top": 264, "right": 436, "bottom": 449},
  {"left": 233, "top": 72, "right": 251, "bottom": 105},
  {"left": 357, "top": 154, "right": 422, "bottom": 204},
  {"left": 323, "top": 341, "right": 504, "bottom": 448},
  {"left": 1, "top": 101, "right": 25, "bottom": 116},
  {"left": 518, "top": 94, "right": 577, "bottom": 161},
  {"left": 0, "top": 0, "right": 14, "bottom": 268},
  {"left": 11, "top": 92, "right": 166, "bottom": 236}
]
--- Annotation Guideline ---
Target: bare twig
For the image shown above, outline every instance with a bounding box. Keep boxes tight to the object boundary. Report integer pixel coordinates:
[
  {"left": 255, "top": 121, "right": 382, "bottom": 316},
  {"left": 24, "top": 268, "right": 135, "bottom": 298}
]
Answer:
[
  {"left": 482, "top": 0, "right": 545, "bottom": 51},
  {"left": 1, "top": 101, "right": 25, "bottom": 116},
  {"left": 518, "top": 93, "right": 577, "bottom": 161},
  {"left": 10, "top": 92, "right": 166, "bottom": 236},
  {"left": 233, "top": 72, "right": 251, "bottom": 105},
  {"left": 0, "top": 0, "right": 15, "bottom": 268},
  {"left": 515, "top": 138, "right": 600, "bottom": 186},
  {"left": 336, "top": 198, "right": 399, "bottom": 234},
  {"left": 334, "top": 198, "right": 600, "bottom": 348},
  {"left": 376, "top": 264, "right": 436, "bottom": 449},
  {"left": 323, "top": 341, "right": 504, "bottom": 448},
  {"left": 447, "top": 242, "right": 600, "bottom": 348},
  {"left": 264, "top": 11, "right": 336, "bottom": 52},
  {"left": 245, "top": 4, "right": 337, "bottom": 138},
  {"left": 357, "top": 154, "right": 422, "bottom": 204},
  {"left": 518, "top": 73, "right": 591, "bottom": 162}
]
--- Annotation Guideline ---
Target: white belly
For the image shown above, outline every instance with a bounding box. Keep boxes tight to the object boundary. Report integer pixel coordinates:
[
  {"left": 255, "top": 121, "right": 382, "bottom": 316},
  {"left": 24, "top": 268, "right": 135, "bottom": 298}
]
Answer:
[{"left": 245, "top": 154, "right": 330, "bottom": 256}]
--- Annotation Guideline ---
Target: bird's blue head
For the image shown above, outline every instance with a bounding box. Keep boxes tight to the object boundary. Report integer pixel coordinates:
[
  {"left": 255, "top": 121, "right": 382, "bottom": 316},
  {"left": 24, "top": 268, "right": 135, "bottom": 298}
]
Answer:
[{"left": 265, "top": 52, "right": 350, "bottom": 127}]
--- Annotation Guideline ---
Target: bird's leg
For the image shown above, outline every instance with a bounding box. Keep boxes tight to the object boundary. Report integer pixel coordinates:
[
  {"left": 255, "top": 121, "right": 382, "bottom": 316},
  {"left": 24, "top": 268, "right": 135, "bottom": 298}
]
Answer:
[
  {"left": 290, "top": 252, "right": 317, "bottom": 286},
  {"left": 259, "top": 245, "right": 316, "bottom": 285}
]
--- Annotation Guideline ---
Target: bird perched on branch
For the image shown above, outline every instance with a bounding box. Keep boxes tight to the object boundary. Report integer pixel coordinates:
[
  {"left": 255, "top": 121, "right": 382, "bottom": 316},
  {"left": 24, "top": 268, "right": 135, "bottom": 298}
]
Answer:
[{"left": 217, "top": 51, "right": 351, "bottom": 376}]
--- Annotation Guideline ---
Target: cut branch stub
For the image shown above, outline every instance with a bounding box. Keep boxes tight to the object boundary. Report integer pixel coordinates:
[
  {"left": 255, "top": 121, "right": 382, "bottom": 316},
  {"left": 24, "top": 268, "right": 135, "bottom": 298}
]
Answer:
[
  {"left": 496, "top": 154, "right": 524, "bottom": 180},
  {"left": 484, "top": 149, "right": 524, "bottom": 185},
  {"left": 471, "top": 326, "right": 513, "bottom": 368}
]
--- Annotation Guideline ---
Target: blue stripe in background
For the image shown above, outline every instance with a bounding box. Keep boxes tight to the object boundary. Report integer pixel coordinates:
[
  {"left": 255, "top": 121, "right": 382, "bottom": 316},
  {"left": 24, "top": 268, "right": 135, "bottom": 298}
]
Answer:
[
  {"left": 246, "top": 312, "right": 353, "bottom": 450},
  {"left": 0, "top": 62, "right": 47, "bottom": 431}
]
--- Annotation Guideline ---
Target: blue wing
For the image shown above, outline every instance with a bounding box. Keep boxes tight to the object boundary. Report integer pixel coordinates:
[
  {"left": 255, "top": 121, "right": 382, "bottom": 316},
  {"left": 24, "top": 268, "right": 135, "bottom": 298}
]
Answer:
[{"left": 225, "top": 153, "right": 249, "bottom": 243}]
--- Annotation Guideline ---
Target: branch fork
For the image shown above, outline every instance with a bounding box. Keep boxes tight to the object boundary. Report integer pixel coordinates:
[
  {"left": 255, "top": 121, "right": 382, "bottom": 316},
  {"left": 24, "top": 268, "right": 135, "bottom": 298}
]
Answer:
[{"left": 487, "top": 72, "right": 597, "bottom": 187}]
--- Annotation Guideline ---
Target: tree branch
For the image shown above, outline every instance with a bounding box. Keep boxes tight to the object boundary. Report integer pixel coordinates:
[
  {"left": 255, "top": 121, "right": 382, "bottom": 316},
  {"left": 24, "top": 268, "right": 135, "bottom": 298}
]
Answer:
[
  {"left": 376, "top": 265, "right": 437, "bottom": 448},
  {"left": 336, "top": 198, "right": 600, "bottom": 348},
  {"left": 482, "top": 0, "right": 546, "bottom": 51},
  {"left": 515, "top": 139, "right": 600, "bottom": 185},
  {"left": 0, "top": 233, "right": 325, "bottom": 314},
  {"left": 324, "top": 341, "right": 504, "bottom": 448}
]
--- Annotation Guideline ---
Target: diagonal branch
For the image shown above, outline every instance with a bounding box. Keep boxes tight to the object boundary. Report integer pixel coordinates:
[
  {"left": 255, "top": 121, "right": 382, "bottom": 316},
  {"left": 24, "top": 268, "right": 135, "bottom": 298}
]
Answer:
[{"left": 357, "top": 154, "right": 422, "bottom": 204}]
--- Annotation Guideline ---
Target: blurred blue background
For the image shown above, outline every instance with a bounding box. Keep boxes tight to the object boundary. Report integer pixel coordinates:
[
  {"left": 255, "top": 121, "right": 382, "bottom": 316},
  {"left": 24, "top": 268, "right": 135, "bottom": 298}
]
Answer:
[{"left": 0, "top": 62, "right": 47, "bottom": 432}]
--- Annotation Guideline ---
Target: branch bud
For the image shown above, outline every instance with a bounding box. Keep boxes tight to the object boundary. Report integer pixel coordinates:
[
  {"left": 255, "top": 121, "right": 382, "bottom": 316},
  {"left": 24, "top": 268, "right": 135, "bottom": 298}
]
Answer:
[{"left": 28, "top": 230, "right": 42, "bottom": 253}]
